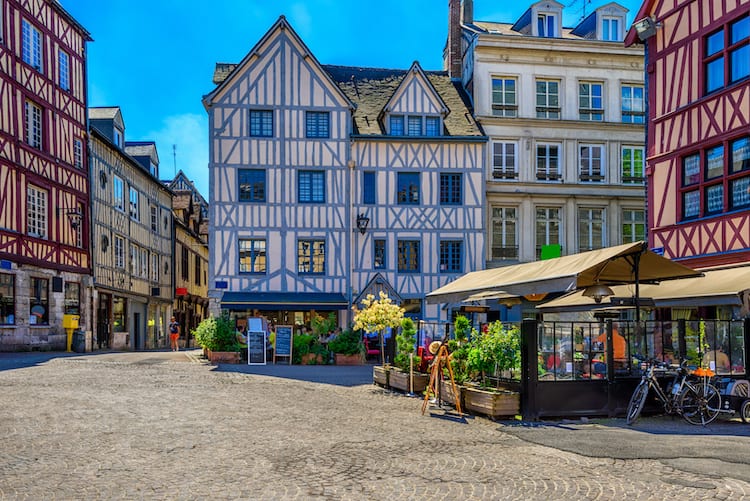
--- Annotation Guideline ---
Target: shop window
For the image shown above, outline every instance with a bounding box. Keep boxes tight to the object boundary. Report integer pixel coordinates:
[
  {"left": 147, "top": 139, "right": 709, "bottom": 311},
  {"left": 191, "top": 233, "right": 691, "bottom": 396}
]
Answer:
[
  {"left": 0, "top": 273, "right": 14, "bottom": 325},
  {"left": 64, "top": 282, "right": 80, "bottom": 315},
  {"left": 113, "top": 297, "right": 126, "bottom": 331},
  {"left": 29, "top": 277, "right": 48, "bottom": 325}
]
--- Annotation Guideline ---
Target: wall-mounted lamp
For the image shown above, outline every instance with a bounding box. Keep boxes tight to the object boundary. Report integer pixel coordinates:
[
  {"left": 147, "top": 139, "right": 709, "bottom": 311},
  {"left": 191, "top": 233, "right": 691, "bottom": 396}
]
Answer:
[
  {"left": 356, "top": 212, "right": 370, "bottom": 235},
  {"left": 58, "top": 208, "right": 82, "bottom": 230},
  {"left": 633, "top": 16, "right": 661, "bottom": 41},
  {"left": 582, "top": 283, "right": 615, "bottom": 304},
  {"left": 499, "top": 296, "right": 522, "bottom": 308}
]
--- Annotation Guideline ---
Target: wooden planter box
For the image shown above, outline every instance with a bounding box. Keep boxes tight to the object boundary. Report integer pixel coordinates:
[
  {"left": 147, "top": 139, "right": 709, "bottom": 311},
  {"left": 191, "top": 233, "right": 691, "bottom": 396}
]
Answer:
[
  {"left": 463, "top": 385, "right": 520, "bottom": 419},
  {"left": 438, "top": 379, "right": 464, "bottom": 408},
  {"left": 389, "top": 369, "right": 429, "bottom": 394},
  {"left": 300, "top": 353, "right": 325, "bottom": 365},
  {"left": 334, "top": 353, "right": 364, "bottom": 365},
  {"left": 373, "top": 365, "right": 390, "bottom": 387},
  {"left": 208, "top": 350, "right": 240, "bottom": 364}
]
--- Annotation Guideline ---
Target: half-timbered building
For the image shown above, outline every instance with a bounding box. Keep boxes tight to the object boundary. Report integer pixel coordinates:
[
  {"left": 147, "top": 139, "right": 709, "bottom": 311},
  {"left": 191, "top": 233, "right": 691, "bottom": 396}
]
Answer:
[
  {"left": 203, "top": 17, "right": 486, "bottom": 327},
  {"left": 447, "top": 0, "right": 646, "bottom": 320},
  {"left": 0, "top": 0, "right": 91, "bottom": 350},
  {"left": 625, "top": 1, "right": 750, "bottom": 268},
  {"left": 89, "top": 107, "right": 173, "bottom": 350}
]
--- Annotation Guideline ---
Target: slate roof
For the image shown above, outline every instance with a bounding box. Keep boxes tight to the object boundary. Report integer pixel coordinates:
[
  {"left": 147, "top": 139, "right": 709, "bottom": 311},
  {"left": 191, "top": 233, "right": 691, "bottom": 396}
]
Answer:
[
  {"left": 469, "top": 21, "right": 581, "bottom": 39},
  {"left": 124, "top": 141, "right": 156, "bottom": 158},
  {"left": 211, "top": 62, "right": 483, "bottom": 137},
  {"left": 88, "top": 107, "right": 120, "bottom": 120}
]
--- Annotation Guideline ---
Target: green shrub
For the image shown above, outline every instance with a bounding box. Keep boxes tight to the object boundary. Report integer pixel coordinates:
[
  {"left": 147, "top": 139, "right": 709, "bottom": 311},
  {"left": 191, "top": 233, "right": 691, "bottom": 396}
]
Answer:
[
  {"left": 328, "top": 329, "right": 363, "bottom": 356},
  {"left": 394, "top": 317, "right": 420, "bottom": 372},
  {"left": 293, "top": 334, "right": 315, "bottom": 364},
  {"left": 466, "top": 321, "right": 520, "bottom": 381},
  {"left": 192, "top": 313, "right": 239, "bottom": 352}
]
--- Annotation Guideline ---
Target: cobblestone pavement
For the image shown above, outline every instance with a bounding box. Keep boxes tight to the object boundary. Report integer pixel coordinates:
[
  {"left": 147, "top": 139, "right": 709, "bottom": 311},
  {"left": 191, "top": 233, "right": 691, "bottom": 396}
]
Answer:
[{"left": 1, "top": 350, "right": 749, "bottom": 500}]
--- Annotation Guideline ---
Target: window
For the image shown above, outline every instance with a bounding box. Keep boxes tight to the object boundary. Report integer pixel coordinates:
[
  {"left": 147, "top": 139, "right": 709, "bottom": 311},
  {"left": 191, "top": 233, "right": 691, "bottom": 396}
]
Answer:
[
  {"left": 390, "top": 115, "right": 404, "bottom": 135},
  {"left": 622, "top": 209, "right": 645, "bottom": 243},
  {"left": 683, "top": 190, "right": 700, "bottom": 219},
  {"left": 130, "top": 244, "right": 138, "bottom": 275},
  {"left": 706, "top": 145, "right": 724, "bottom": 180},
  {"left": 305, "top": 111, "right": 329, "bottom": 138},
  {"left": 578, "top": 208, "right": 605, "bottom": 252},
  {"left": 25, "top": 100, "right": 42, "bottom": 149},
  {"left": 730, "top": 137, "right": 750, "bottom": 209},
  {"left": 180, "top": 245, "right": 189, "bottom": 281},
  {"left": 129, "top": 186, "right": 140, "bottom": 221},
  {"left": 440, "top": 173, "right": 462, "bottom": 205},
  {"left": 363, "top": 172, "right": 376, "bottom": 204},
  {"left": 397, "top": 240, "right": 420, "bottom": 273},
  {"left": 579, "top": 144, "right": 604, "bottom": 182},
  {"left": 621, "top": 85, "right": 644, "bottom": 123},
  {"left": 731, "top": 137, "right": 750, "bottom": 173},
  {"left": 705, "top": 184, "right": 724, "bottom": 214},
  {"left": 73, "top": 139, "right": 83, "bottom": 169},
  {"left": 29, "top": 277, "right": 48, "bottom": 325},
  {"left": 579, "top": 82, "right": 603, "bottom": 121},
  {"left": 622, "top": 146, "right": 645, "bottom": 183},
  {"left": 536, "top": 207, "right": 561, "bottom": 259},
  {"left": 536, "top": 143, "right": 561, "bottom": 181},
  {"left": 537, "top": 13, "right": 557, "bottom": 37},
  {"left": 239, "top": 239, "right": 266, "bottom": 273},
  {"left": 141, "top": 248, "right": 148, "bottom": 278},
  {"left": 536, "top": 79, "right": 560, "bottom": 119},
  {"left": 238, "top": 169, "right": 266, "bottom": 202},
  {"left": 683, "top": 154, "right": 700, "bottom": 186},
  {"left": 491, "top": 78, "right": 517, "bottom": 117},
  {"left": 397, "top": 173, "right": 420, "bottom": 204},
  {"left": 492, "top": 207, "right": 518, "bottom": 260},
  {"left": 374, "top": 239, "right": 386, "bottom": 269},
  {"left": 113, "top": 128, "right": 122, "bottom": 147},
  {"left": 492, "top": 142, "right": 517, "bottom": 179},
  {"left": 298, "top": 171, "right": 325, "bottom": 203},
  {"left": 149, "top": 161, "right": 157, "bottom": 177},
  {"left": 113, "top": 175, "right": 124, "bottom": 212},
  {"left": 425, "top": 117, "right": 441, "bottom": 136},
  {"left": 27, "top": 185, "right": 47, "bottom": 239},
  {"left": 58, "top": 49, "right": 70, "bottom": 91},
  {"left": 0, "top": 274, "right": 15, "bottom": 325},
  {"left": 440, "top": 241, "right": 463, "bottom": 273},
  {"left": 194, "top": 255, "right": 201, "bottom": 285},
  {"left": 407, "top": 116, "right": 422, "bottom": 136},
  {"left": 705, "top": 16, "right": 749, "bottom": 94},
  {"left": 298, "top": 239, "right": 325, "bottom": 274},
  {"left": 113, "top": 297, "right": 126, "bottom": 331},
  {"left": 114, "top": 235, "right": 125, "bottom": 269},
  {"left": 75, "top": 202, "right": 83, "bottom": 249},
  {"left": 249, "top": 110, "right": 273, "bottom": 137},
  {"left": 602, "top": 17, "right": 621, "bottom": 41},
  {"left": 21, "top": 19, "right": 42, "bottom": 71},
  {"left": 150, "top": 206, "right": 158, "bottom": 233},
  {"left": 64, "top": 282, "right": 80, "bottom": 315},
  {"left": 151, "top": 253, "right": 159, "bottom": 281}
]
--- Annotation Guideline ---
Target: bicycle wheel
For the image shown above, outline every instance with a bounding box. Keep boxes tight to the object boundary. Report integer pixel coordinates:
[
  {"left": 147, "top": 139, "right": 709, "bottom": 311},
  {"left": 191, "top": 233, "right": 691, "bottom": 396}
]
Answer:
[
  {"left": 681, "top": 382, "right": 721, "bottom": 426},
  {"left": 740, "top": 399, "right": 750, "bottom": 424},
  {"left": 626, "top": 381, "right": 649, "bottom": 425}
]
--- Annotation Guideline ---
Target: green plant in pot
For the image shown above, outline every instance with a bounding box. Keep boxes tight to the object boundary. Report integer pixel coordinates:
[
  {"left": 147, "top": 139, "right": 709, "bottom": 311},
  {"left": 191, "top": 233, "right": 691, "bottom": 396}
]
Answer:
[
  {"left": 293, "top": 333, "right": 325, "bottom": 364},
  {"left": 466, "top": 321, "right": 520, "bottom": 385},
  {"left": 394, "top": 317, "right": 421, "bottom": 372},
  {"left": 447, "top": 315, "right": 474, "bottom": 385},
  {"left": 192, "top": 313, "right": 240, "bottom": 353},
  {"left": 328, "top": 329, "right": 364, "bottom": 356}
]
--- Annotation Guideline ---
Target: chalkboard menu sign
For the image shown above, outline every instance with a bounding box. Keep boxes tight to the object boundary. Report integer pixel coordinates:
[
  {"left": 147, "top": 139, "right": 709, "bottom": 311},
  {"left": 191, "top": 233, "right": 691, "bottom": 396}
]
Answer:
[
  {"left": 246, "top": 331, "right": 266, "bottom": 365},
  {"left": 274, "top": 325, "right": 293, "bottom": 364}
]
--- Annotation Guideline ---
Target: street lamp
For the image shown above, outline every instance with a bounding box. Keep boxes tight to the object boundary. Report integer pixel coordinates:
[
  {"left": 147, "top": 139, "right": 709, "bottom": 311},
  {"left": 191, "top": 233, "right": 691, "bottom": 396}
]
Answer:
[{"left": 356, "top": 213, "right": 370, "bottom": 235}]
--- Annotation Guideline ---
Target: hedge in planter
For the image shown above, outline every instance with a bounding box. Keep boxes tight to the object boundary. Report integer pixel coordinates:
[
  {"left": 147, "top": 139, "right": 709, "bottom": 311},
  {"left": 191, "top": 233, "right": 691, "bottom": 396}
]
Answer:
[
  {"left": 389, "top": 318, "right": 428, "bottom": 393},
  {"left": 192, "top": 314, "right": 241, "bottom": 363},
  {"left": 328, "top": 329, "right": 364, "bottom": 365}
]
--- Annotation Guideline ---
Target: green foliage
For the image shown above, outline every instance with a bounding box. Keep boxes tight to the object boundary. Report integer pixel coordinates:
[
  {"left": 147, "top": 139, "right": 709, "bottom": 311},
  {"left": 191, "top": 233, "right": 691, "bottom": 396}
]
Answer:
[
  {"left": 293, "top": 334, "right": 315, "bottom": 364},
  {"left": 311, "top": 313, "right": 337, "bottom": 339},
  {"left": 466, "top": 321, "right": 520, "bottom": 380},
  {"left": 192, "top": 313, "right": 239, "bottom": 352},
  {"left": 453, "top": 315, "right": 471, "bottom": 343},
  {"left": 328, "top": 329, "right": 364, "bottom": 356},
  {"left": 394, "top": 317, "right": 420, "bottom": 372}
]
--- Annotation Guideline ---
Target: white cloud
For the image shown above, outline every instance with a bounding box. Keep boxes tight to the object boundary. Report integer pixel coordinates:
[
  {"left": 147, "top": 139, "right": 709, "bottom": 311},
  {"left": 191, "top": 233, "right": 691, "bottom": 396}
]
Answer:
[{"left": 145, "top": 113, "right": 209, "bottom": 198}]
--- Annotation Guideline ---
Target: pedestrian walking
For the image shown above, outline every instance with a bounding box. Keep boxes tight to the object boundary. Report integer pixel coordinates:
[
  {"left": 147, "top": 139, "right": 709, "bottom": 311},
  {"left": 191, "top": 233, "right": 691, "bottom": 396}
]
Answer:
[{"left": 169, "top": 316, "right": 180, "bottom": 351}]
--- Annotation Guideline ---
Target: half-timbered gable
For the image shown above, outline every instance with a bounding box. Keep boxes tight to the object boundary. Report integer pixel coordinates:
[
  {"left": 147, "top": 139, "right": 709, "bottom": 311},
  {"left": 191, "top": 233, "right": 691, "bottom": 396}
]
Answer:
[
  {"left": 0, "top": 0, "right": 91, "bottom": 351},
  {"left": 626, "top": 0, "right": 750, "bottom": 267},
  {"left": 89, "top": 107, "right": 173, "bottom": 350}
]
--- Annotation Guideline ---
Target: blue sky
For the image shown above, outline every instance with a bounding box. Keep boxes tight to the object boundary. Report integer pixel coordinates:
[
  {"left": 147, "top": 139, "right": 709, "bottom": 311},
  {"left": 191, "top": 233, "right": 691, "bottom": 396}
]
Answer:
[{"left": 62, "top": 0, "right": 643, "bottom": 197}]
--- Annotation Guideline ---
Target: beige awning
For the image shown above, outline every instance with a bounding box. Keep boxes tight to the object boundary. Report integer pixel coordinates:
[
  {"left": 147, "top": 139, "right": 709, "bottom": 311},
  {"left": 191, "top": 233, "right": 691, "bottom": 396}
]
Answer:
[
  {"left": 426, "top": 241, "right": 701, "bottom": 304},
  {"left": 538, "top": 265, "right": 750, "bottom": 312}
]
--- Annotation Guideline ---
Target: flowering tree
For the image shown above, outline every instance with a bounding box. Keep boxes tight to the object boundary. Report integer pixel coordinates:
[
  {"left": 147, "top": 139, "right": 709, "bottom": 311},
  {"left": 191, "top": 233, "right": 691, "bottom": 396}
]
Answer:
[{"left": 353, "top": 291, "right": 405, "bottom": 364}]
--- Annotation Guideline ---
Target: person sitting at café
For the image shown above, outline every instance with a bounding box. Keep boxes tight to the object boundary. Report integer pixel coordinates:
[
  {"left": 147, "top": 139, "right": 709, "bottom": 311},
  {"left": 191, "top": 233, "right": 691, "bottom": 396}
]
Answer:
[
  {"left": 702, "top": 345, "right": 730, "bottom": 373},
  {"left": 595, "top": 323, "right": 627, "bottom": 368}
]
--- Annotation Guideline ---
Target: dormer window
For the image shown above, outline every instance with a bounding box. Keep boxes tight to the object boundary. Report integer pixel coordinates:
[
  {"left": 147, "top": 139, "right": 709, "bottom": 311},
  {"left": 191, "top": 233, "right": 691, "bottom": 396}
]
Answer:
[
  {"left": 388, "top": 115, "right": 442, "bottom": 136},
  {"left": 601, "top": 17, "right": 621, "bottom": 41},
  {"left": 538, "top": 13, "right": 557, "bottom": 37},
  {"left": 149, "top": 161, "right": 157, "bottom": 177},
  {"left": 114, "top": 128, "right": 123, "bottom": 147}
]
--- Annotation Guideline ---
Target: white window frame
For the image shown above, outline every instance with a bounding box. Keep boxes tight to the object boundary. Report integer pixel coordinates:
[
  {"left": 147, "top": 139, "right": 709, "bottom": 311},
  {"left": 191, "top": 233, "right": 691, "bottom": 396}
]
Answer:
[
  {"left": 114, "top": 235, "right": 124, "bottom": 269},
  {"left": 140, "top": 248, "right": 148, "bottom": 278},
  {"left": 601, "top": 16, "right": 621, "bottom": 41},
  {"left": 579, "top": 144, "right": 605, "bottom": 182},
  {"left": 622, "top": 209, "right": 646, "bottom": 243},
  {"left": 535, "top": 207, "right": 561, "bottom": 258},
  {"left": 492, "top": 141, "right": 517, "bottom": 179},
  {"left": 578, "top": 207, "right": 606, "bottom": 252},
  {"left": 536, "top": 143, "right": 562, "bottom": 181},
  {"left": 151, "top": 253, "right": 159, "bottom": 282},
  {"left": 21, "top": 19, "right": 42, "bottom": 71},
  {"left": 130, "top": 244, "right": 138, "bottom": 275},
  {"left": 579, "top": 81, "right": 604, "bottom": 121},
  {"left": 25, "top": 100, "right": 42, "bottom": 149},
  {"left": 113, "top": 175, "right": 124, "bottom": 212},
  {"left": 491, "top": 206, "right": 518, "bottom": 260},
  {"left": 129, "top": 186, "right": 140, "bottom": 221},
  {"left": 114, "top": 128, "right": 123, "bottom": 148},
  {"left": 621, "top": 85, "right": 645, "bottom": 123},
  {"left": 73, "top": 138, "right": 83, "bottom": 169},
  {"left": 537, "top": 12, "right": 558, "bottom": 37},
  {"left": 491, "top": 77, "right": 517, "bottom": 117},
  {"left": 622, "top": 146, "right": 645, "bottom": 184},
  {"left": 27, "top": 185, "right": 47, "bottom": 239},
  {"left": 535, "top": 79, "right": 560, "bottom": 119},
  {"left": 58, "top": 49, "right": 70, "bottom": 91}
]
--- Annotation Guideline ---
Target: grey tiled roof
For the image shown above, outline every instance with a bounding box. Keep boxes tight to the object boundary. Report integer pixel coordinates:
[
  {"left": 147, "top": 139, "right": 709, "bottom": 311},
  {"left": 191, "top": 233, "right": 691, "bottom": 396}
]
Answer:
[
  {"left": 88, "top": 107, "right": 120, "bottom": 120},
  {"left": 123, "top": 142, "right": 155, "bottom": 158},
  {"left": 470, "top": 21, "right": 581, "bottom": 39},
  {"left": 211, "top": 63, "right": 483, "bottom": 137},
  {"left": 323, "top": 65, "right": 483, "bottom": 137}
]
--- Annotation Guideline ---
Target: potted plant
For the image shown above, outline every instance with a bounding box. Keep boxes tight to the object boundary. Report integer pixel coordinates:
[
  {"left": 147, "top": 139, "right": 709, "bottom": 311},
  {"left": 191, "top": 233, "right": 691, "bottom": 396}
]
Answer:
[
  {"left": 192, "top": 313, "right": 241, "bottom": 364},
  {"left": 462, "top": 321, "right": 521, "bottom": 419},
  {"left": 293, "top": 333, "right": 327, "bottom": 364},
  {"left": 328, "top": 328, "right": 364, "bottom": 365},
  {"left": 388, "top": 317, "right": 428, "bottom": 394},
  {"left": 439, "top": 316, "right": 473, "bottom": 407},
  {"left": 352, "top": 291, "right": 404, "bottom": 385}
]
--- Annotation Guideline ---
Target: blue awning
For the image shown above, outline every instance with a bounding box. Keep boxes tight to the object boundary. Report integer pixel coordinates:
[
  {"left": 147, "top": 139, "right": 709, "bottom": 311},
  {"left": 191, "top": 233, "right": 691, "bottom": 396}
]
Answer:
[{"left": 221, "top": 292, "right": 349, "bottom": 311}]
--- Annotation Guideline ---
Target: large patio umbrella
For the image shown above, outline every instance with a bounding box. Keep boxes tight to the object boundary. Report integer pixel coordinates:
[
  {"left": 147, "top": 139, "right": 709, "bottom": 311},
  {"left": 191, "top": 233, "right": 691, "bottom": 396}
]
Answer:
[{"left": 426, "top": 242, "right": 702, "bottom": 318}]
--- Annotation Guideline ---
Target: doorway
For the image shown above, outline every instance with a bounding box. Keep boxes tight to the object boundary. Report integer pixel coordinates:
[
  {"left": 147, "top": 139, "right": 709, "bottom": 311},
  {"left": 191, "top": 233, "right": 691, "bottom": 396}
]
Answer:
[{"left": 97, "top": 293, "right": 111, "bottom": 349}]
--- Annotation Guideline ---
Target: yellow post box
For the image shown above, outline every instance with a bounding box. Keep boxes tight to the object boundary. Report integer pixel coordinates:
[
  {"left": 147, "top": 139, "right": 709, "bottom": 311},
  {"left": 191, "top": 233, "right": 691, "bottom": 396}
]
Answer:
[{"left": 62, "top": 314, "right": 80, "bottom": 352}]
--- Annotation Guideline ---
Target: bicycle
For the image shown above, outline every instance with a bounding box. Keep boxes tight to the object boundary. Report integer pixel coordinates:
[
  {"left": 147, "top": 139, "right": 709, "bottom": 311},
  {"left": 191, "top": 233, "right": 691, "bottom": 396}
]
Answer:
[{"left": 626, "top": 360, "right": 720, "bottom": 426}]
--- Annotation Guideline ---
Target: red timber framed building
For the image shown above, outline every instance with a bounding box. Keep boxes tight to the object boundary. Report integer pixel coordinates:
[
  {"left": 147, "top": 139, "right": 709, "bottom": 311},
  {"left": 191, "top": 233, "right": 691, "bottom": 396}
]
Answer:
[
  {"left": 626, "top": 1, "right": 750, "bottom": 268},
  {"left": 0, "top": 1, "right": 92, "bottom": 350}
]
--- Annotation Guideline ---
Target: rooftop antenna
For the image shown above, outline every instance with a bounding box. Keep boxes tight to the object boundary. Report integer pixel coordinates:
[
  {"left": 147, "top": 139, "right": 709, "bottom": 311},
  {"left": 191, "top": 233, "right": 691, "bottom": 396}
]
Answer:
[{"left": 172, "top": 144, "right": 177, "bottom": 179}]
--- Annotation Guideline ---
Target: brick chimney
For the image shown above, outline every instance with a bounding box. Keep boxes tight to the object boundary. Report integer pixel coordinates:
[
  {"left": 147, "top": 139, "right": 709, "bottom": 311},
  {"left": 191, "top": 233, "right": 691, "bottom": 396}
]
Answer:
[
  {"left": 447, "top": 0, "right": 462, "bottom": 80},
  {"left": 462, "top": 0, "right": 473, "bottom": 24}
]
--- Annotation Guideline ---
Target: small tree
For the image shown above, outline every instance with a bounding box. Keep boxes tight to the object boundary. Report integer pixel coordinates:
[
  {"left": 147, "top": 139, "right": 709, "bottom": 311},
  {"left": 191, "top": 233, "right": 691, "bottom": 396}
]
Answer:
[
  {"left": 352, "top": 291, "right": 404, "bottom": 364},
  {"left": 192, "top": 313, "right": 238, "bottom": 352},
  {"left": 394, "top": 317, "right": 420, "bottom": 372}
]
